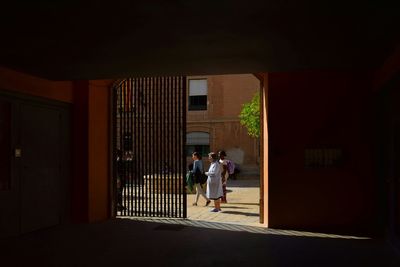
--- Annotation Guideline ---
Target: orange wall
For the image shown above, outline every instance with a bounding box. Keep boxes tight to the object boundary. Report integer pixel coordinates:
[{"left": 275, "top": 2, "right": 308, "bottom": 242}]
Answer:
[
  {"left": 72, "top": 79, "right": 113, "bottom": 223},
  {"left": 268, "top": 71, "right": 379, "bottom": 235},
  {"left": 261, "top": 73, "right": 269, "bottom": 226},
  {"left": 0, "top": 66, "right": 113, "bottom": 223},
  {"left": 88, "top": 80, "right": 112, "bottom": 222},
  {"left": 0, "top": 67, "right": 73, "bottom": 103}
]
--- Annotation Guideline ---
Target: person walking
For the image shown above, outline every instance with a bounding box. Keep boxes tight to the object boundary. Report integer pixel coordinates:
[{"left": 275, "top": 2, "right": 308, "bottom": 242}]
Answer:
[
  {"left": 205, "top": 152, "right": 223, "bottom": 212},
  {"left": 116, "top": 149, "right": 126, "bottom": 211},
  {"left": 190, "top": 152, "right": 211, "bottom": 206},
  {"left": 218, "top": 150, "right": 229, "bottom": 203}
]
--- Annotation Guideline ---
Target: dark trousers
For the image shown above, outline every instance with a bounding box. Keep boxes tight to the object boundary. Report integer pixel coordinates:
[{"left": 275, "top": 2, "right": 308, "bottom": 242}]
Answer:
[
  {"left": 221, "top": 183, "right": 227, "bottom": 202},
  {"left": 117, "top": 178, "right": 126, "bottom": 207}
]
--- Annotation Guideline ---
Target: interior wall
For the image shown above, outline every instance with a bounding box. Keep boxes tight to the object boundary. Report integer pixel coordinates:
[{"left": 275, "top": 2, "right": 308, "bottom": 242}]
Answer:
[
  {"left": 88, "top": 80, "right": 112, "bottom": 222},
  {"left": 0, "top": 67, "right": 73, "bottom": 103},
  {"left": 0, "top": 67, "right": 113, "bottom": 223},
  {"left": 268, "top": 70, "right": 379, "bottom": 235},
  {"left": 0, "top": 67, "right": 75, "bottom": 226},
  {"left": 261, "top": 73, "right": 269, "bottom": 226},
  {"left": 72, "top": 81, "right": 89, "bottom": 222}
]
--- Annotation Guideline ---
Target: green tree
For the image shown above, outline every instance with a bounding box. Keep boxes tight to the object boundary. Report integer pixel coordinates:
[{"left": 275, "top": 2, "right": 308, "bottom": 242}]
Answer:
[{"left": 239, "top": 92, "right": 260, "bottom": 138}]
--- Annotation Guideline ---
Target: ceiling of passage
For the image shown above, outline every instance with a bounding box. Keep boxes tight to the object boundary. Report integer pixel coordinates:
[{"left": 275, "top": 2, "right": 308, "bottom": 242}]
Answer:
[{"left": 0, "top": 0, "right": 399, "bottom": 80}]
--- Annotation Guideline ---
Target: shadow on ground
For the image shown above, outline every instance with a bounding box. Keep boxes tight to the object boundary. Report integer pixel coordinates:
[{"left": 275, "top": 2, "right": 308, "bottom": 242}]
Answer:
[{"left": 1, "top": 218, "right": 399, "bottom": 266}]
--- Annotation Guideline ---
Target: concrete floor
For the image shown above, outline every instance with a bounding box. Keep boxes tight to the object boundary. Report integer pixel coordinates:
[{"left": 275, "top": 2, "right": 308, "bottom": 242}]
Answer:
[
  {"left": 1, "top": 218, "right": 400, "bottom": 266},
  {"left": 2, "top": 179, "right": 399, "bottom": 266}
]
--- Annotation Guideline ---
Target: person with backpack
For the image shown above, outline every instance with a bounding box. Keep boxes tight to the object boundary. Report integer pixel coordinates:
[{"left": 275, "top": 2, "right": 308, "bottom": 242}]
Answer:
[
  {"left": 190, "top": 152, "right": 211, "bottom": 206},
  {"left": 218, "top": 150, "right": 234, "bottom": 203}
]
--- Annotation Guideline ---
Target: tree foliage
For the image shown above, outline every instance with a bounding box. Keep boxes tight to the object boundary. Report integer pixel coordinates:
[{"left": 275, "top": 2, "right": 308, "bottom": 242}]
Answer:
[{"left": 239, "top": 92, "right": 260, "bottom": 138}]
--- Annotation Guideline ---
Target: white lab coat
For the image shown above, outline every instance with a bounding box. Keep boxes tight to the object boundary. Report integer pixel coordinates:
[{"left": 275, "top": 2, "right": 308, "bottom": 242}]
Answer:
[{"left": 205, "top": 161, "right": 223, "bottom": 200}]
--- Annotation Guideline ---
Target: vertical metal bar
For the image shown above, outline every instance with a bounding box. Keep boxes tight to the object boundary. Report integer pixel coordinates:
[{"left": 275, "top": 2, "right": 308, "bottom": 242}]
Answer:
[
  {"left": 182, "top": 76, "right": 187, "bottom": 218},
  {"left": 148, "top": 77, "right": 151, "bottom": 217},
  {"left": 171, "top": 76, "right": 175, "bottom": 217},
  {"left": 162, "top": 77, "right": 167, "bottom": 216},
  {"left": 151, "top": 78, "right": 156, "bottom": 217},
  {"left": 141, "top": 77, "right": 145, "bottom": 217},
  {"left": 134, "top": 78, "right": 138, "bottom": 216},
  {"left": 145, "top": 77, "right": 149, "bottom": 217},
  {"left": 162, "top": 76, "right": 167, "bottom": 216},
  {"left": 143, "top": 77, "right": 147, "bottom": 217},
  {"left": 112, "top": 83, "right": 117, "bottom": 218},
  {"left": 178, "top": 76, "right": 182, "bottom": 218},
  {"left": 158, "top": 77, "right": 162, "bottom": 216},
  {"left": 129, "top": 78, "right": 134, "bottom": 216},
  {"left": 149, "top": 77, "right": 152, "bottom": 217},
  {"left": 177, "top": 76, "right": 181, "bottom": 218},
  {"left": 166, "top": 76, "right": 170, "bottom": 216},
  {"left": 174, "top": 77, "right": 180, "bottom": 217},
  {"left": 126, "top": 80, "right": 130, "bottom": 216},
  {"left": 148, "top": 77, "right": 152, "bottom": 217},
  {"left": 135, "top": 78, "right": 141, "bottom": 216},
  {"left": 171, "top": 76, "right": 178, "bottom": 217},
  {"left": 177, "top": 76, "right": 181, "bottom": 217},
  {"left": 137, "top": 77, "right": 142, "bottom": 216},
  {"left": 141, "top": 77, "right": 148, "bottom": 216},
  {"left": 122, "top": 81, "right": 127, "bottom": 216},
  {"left": 167, "top": 76, "right": 172, "bottom": 216},
  {"left": 126, "top": 80, "right": 130, "bottom": 217},
  {"left": 154, "top": 77, "right": 161, "bottom": 216},
  {"left": 118, "top": 84, "right": 122, "bottom": 216},
  {"left": 157, "top": 77, "right": 161, "bottom": 217},
  {"left": 154, "top": 77, "right": 159, "bottom": 216}
]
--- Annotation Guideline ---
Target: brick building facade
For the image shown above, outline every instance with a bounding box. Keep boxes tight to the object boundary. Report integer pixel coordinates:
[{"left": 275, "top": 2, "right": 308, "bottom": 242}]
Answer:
[{"left": 186, "top": 74, "right": 260, "bottom": 175}]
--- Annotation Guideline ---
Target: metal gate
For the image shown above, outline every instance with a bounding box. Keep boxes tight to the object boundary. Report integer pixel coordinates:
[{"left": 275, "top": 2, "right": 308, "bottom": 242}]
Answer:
[{"left": 113, "top": 77, "right": 187, "bottom": 218}]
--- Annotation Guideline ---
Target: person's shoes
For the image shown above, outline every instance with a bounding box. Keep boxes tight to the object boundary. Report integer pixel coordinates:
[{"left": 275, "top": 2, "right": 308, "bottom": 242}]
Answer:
[
  {"left": 210, "top": 208, "right": 220, "bottom": 212},
  {"left": 192, "top": 203, "right": 197, "bottom": 206},
  {"left": 205, "top": 200, "right": 211, "bottom": 206}
]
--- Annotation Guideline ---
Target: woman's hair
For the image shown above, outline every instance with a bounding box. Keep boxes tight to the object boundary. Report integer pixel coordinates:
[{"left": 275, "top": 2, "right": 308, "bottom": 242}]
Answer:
[
  {"left": 218, "top": 150, "right": 227, "bottom": 157},
  {"left": 192, "top": 151, "right": 202, "bottom": 160},
  {"left": 208, "top": 152, "right": 218, "bottom": 161}
]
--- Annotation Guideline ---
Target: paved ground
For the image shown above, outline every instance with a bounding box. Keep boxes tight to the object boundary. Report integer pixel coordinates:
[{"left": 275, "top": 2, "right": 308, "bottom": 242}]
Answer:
[
  {"left": 1, "top": 218, "right": 399, "bottom": 266},
  {"left": 187, "top": 179, "right": 261, "bottom": 226},
  {"left": 2, "top": 178, "right": 400, "bottom": 266}
]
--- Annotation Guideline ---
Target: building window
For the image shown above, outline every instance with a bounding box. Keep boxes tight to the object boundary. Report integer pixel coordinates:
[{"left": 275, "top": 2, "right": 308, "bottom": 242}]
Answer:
[
  {"left": 186, "top": 132, "right": 210, "bottom": 157},
  {"left": 188, "top": 79, "right": 207, "bottom": 111}
]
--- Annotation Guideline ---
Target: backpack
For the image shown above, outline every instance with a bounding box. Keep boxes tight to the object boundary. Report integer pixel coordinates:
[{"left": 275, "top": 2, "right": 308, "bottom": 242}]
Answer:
[{"left": 226, "top": 160, "right": 235, "bottom": 175}]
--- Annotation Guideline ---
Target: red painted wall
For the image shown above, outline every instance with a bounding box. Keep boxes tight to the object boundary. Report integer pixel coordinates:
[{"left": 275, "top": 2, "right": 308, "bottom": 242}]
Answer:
[
  {"left": 72, "top": 80, "right": 112, "bottom": 223},
  {"left": 0, "top": 67, "right": 73, "bottom": 103},
  {"left": 88, "top": 80, "right": 111, "bottom": 222},
  {"left": 268, "top": 71, "right": 379, "bottom": 235},
  {"left": 72, "top": 81, "right": 89, "bottom": 222},
  {"left": 0, "top": 67, "right": 113, "bottom": 223}
]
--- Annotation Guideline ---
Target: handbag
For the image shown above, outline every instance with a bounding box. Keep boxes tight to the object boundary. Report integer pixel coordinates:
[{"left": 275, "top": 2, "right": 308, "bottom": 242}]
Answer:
[{"left": 195, "top": 169, "right": 208, "bottom": 184}]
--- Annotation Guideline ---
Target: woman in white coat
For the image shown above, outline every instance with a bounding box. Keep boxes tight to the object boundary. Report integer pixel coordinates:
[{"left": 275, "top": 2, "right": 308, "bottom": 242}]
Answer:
[{"left": 205, "top": 152, "right": 223, "bottom": 212}]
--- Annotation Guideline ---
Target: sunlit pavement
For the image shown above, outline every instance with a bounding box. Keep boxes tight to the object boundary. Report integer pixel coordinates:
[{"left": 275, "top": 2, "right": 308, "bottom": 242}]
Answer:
[{"left": 187, "top": 179, "right": 261, "bottom": 226}]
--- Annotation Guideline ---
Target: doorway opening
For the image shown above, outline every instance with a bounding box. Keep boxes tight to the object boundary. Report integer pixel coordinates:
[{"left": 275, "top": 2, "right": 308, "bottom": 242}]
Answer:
[
  {"left": 185, "top": 74, "right": 262, "bottom": 226},
  {"left": 112, "top": 74, "right": 264, "bottom": 227}
]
